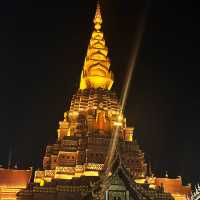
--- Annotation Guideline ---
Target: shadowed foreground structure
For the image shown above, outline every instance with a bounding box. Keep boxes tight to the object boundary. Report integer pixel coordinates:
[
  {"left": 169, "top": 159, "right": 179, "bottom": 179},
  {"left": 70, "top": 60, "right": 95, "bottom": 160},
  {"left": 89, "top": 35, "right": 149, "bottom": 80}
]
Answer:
[{"left": 0, "top": 3, "right": 191, "bottom": 200}]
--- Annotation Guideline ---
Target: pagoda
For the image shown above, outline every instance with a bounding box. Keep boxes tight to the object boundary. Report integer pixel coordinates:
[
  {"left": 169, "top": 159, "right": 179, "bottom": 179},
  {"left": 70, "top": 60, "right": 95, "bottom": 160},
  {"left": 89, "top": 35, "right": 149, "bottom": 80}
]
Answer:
[
  {"left": 34, "top": 2, "right": 147, "bottom": 184},
  {"left": 16, "top": 2, "right": 191, "bottom": 200}
]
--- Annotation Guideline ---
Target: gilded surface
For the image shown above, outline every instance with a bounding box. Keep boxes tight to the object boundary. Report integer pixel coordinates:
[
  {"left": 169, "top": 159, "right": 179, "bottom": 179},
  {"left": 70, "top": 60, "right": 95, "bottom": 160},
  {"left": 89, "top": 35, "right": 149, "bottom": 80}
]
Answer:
[{"left": 80, "top": 2, "right": 114, "bottom": 90}]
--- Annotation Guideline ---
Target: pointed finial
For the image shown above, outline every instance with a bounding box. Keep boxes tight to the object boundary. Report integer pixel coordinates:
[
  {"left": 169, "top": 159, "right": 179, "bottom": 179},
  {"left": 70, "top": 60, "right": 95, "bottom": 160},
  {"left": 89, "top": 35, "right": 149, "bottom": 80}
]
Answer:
[
  {"left": 93, "top": 1, "right": 102, "bottom": 30},
  {"left": 8, "top": 147, "right": 12, "bottom": 169},
  {"left": 14, "top": 163, "right": 18, "bottom": 169},
  {"left": 195, "top": 185, "right": 198, "bottom": 193},
  {"left": 29, "top": 166, "right": 33, "bottom": 171},
  {"left": 64, "top": 112, "right": 67, "bottom": 121},
  {"left": 79, "top": 0, "right": 114, "bottom": 90}
]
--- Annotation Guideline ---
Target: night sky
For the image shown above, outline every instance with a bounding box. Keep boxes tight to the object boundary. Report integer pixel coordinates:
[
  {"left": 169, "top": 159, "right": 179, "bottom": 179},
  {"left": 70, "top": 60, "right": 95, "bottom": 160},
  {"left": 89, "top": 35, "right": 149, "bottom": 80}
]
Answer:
[{"left": 0, "top": 0, "right": 199, "bottom": 185}]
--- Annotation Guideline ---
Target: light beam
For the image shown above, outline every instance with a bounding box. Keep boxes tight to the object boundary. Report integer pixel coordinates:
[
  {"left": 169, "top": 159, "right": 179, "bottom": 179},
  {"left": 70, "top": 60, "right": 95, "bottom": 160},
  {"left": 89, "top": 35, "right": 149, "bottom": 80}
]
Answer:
[{"left": 104, "top": 2, "right": 149, "bottom": 177}]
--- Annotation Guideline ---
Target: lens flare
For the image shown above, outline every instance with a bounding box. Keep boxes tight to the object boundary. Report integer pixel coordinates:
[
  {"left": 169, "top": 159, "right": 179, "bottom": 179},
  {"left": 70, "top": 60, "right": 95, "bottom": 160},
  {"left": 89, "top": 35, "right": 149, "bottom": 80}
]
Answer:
[{"left": 104, "top": 4, "right": 149, "bottom": 177}]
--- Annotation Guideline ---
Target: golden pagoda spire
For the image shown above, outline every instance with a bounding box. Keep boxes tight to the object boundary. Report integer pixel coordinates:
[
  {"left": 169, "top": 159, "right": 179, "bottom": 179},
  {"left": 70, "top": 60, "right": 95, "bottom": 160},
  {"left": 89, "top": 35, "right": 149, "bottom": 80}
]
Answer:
[
  {"left": 79, "top": 2, "right": 114, "bottom": 90},
  {"left": 93, "top": 1, "right": 102, "bottom": 31}
]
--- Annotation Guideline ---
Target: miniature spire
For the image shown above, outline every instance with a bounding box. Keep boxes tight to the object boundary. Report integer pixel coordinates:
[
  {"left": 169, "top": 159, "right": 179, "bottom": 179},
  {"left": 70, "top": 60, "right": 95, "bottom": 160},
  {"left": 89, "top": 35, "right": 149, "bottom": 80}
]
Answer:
[
  {"left": 8, "top": 147, "right": 12, "bottom": 169},
  {"left": 79, "top": 2, "right": 114, "bottom": 90},
  {"left": 14, "top": 162, "right": 18, "bottom": 169},
  {"left": 165, "top": 171, "right": 168, "bottom": 178},
  {"left": 64, "top": 112, "right": 67, "bottom": 121},
  {"left": 93, "top": 1, "right": 102, "bottom": 31}
]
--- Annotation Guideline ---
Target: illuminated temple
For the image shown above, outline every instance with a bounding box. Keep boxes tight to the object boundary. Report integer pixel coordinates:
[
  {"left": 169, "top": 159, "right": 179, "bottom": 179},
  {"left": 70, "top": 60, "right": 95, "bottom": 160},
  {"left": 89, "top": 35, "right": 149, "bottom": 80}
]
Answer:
[
  {"left": 0, "top": 2, "right": 192, "bottom": 200},
  {"left": 34, "top": 3, "right": 146, "bottom": 183}
]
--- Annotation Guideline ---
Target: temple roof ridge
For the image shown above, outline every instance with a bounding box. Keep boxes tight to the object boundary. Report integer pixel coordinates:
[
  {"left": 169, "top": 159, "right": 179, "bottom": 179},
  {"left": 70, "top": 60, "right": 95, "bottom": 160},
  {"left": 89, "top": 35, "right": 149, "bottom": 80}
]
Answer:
[{"left": 92, "top": 152, "right": 154, "bottom": 200}]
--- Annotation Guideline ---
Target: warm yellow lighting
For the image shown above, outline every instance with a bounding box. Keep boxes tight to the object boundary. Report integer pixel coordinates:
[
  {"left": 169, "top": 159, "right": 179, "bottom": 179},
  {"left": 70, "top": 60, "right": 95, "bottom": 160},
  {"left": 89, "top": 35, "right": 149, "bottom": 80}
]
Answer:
[
  {"left": 57, "top": 129, "right": 61, "bottom": 140},
  {"left": 79, "top": 2, "right": 114, "bottom": 90},
  {"left": 64, "top": 112, "right": 67, "bottom": 120},
  {"left": 114, "top": 121, "right": 122, "bottom": 126},
  {"left": 67, "top": 128, "right": 70, "bottom": 136},
  {"left": 108, "top": 172, "right": 112, "bottom": 176},
  {"left": 55, "top": 174, "right": 73, "bottom": 180},
  {"left": 84, "top": 171, "right": 99, "bottom": 176},
  {"left": 118, "top": 115, "right": 123, "bottom": 121},
  {"left": 34, "top": 178, "right": 42, "bottom": 184},
  {"left": 44, "top": 177, "right": 52, "bottom": 182},
  {"left": 135, "top": 178, "right": 146, "bottom": 184},
  {"left": 39, "top": 179, "right": 44, "bottom": 187},
  {"left": 128, "top": 133, "right": 133, "bottom": 141},
  {"left": 74, "top": 173, "right": 82, "bottom": 178},
  {"left": 149, "top": 184, "right": 156, "bottom": 189},
  {"left": 171, "top": 194, "right": 188, "bottom": 200},
  {"left": 72, "top": 111, "right": 78, "bottom": 116}
]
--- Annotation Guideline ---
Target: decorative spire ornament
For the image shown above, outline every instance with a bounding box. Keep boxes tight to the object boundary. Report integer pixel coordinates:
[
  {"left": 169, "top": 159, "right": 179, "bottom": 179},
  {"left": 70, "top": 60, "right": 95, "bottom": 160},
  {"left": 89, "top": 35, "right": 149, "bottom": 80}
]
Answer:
[{"left": 79, "top": 1, "right": 114, "bottom": 90}]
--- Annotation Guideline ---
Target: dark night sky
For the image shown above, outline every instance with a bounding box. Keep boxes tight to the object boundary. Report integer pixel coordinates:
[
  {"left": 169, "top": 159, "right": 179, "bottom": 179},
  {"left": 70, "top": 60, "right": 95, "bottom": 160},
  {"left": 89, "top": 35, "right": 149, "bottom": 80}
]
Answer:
[{"left": 0, "top": 0, "right": 199, "bottom": 185}]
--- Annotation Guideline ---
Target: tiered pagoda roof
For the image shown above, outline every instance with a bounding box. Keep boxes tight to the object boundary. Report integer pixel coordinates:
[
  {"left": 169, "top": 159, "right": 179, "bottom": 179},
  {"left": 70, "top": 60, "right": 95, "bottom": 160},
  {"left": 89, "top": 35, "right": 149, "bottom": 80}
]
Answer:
[{"left": 80, "top": 2, "right": 113, "bottom": 90}]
